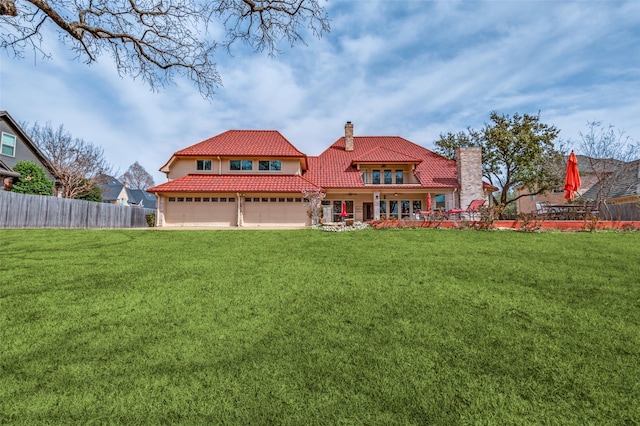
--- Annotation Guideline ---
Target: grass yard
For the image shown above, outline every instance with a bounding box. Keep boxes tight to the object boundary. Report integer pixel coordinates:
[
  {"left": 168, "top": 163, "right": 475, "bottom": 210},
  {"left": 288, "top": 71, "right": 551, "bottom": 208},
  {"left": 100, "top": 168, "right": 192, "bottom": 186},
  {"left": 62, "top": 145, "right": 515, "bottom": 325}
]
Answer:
[{"left": 1, "top": 228, "right": 639, "bottom": 424}]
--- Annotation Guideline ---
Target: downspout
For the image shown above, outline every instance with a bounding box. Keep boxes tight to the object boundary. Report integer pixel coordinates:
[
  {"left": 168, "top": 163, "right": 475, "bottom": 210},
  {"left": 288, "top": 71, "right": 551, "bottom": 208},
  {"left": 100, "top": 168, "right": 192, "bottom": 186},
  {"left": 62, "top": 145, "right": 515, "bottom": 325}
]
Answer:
[{"left": 237, "top": 192, "right": 243, "bottom": 227}]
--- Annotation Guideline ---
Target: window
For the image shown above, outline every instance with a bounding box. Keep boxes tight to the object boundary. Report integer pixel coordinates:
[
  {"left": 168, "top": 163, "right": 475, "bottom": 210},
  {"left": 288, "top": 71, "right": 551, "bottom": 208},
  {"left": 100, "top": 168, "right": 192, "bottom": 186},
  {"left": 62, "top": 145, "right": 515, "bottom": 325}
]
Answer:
[
  {"left": 270, "top": 198, "right": 277, "bottom": 202},
  {"left": 389, "top": 200, "right": 398, "bottom": 218},
  {"left": 395, "top": 170, "right": 404, "bottom": 184},
  {"left": 279, "top": 198, "right": 285, "bottom": 202},
  {"left": 203, "top": 197, "right": 210, "bottom": 202},
  {"left": 197, "top": 160, "right": 212, "bottom": 171},
  {"left": 379, "top": 200, "right": 387, "bottom": 218},
  {"left": 1, "top": 133, "right": 16, "bottom": 157},
  {"left": 220, "top": 197, "right": 227, "bottom": 202},
  {"left": 401, "top": 200, "right": 410, "bottom": 218},
  {"left": 295, "top": 198, "right": 302, "bottom": 203},
  {"left": 259, "top": 160, "right": 281, "bottom": 171},
  {"left": 168, "top": 197, "right": 176, "bottom": 202},
  {"left": 413, "top": 200, "right": 422, "bottom": 214},
  {"left": 384, "top": 170, "right": 392, "bottom": 184},
  {"left": 177, "top": 197, "right": 184, "bottom": 202},
  {"left": 230, "top": 160, "right": 253, "bottom": 171},
  {"left": 245, "top": 198, "right": 252, "bottom": 202},
  {"left": 212, "top": 197, "right": 218, "bottom": 202},
  {"left": 372, "top": 170, "right": 381, "bottom": 184},
  {"left": 229, "top": 197, "right": 235, "bottom": 202},
  {"left": 435, "top": 194, "right": 446, "bottom": 209},
  {"left": 253, "top": 198, "right": 260, "bottom": 202},
  {"left": 262, "top": 198, "right": 269, "bottom": 202},
  {"left": 186, "top": 197, "right": 193, "bottom": 202},
  {"left": 194, "top": 197, "right": 201, "bottom": 202}
]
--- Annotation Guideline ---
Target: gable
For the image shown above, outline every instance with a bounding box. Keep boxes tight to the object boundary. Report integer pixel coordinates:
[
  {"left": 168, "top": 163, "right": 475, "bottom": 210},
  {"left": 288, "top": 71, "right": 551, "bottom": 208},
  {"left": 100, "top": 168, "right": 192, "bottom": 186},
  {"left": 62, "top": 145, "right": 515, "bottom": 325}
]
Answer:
[
  {"left": 161, "top": 130, "right": 308, "bottom": 173},
  {"left": 0, "top": 111, "right": 56, "bottom": 180},
  {"left": 306, "top": 136, "right": 458, "bottom": 189}
]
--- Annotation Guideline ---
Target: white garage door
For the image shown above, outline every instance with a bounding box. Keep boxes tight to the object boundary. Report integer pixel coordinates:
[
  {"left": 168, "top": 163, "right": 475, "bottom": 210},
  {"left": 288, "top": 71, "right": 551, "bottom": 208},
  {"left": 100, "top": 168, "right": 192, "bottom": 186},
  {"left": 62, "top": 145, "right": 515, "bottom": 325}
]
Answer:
[
  {"left": 164, "top": 195, "right": 237, "bottom": 227},
  {"left": 243, "top": 195, "right": 309, "bottom": 227}
]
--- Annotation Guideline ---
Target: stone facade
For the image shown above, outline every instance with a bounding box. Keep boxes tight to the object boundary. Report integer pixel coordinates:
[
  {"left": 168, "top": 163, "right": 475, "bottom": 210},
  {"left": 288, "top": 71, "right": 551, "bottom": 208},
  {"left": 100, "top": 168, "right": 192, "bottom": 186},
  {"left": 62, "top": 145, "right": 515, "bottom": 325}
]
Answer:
[{"left": 456, "top": 147, "right": 484, "bottom": 209}]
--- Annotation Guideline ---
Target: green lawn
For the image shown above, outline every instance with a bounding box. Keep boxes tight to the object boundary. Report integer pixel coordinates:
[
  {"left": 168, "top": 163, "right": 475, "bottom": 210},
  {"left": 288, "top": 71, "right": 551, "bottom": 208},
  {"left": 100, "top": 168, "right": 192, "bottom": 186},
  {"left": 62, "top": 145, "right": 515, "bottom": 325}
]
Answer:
[{"left": 1, "top": 228, "right": 639, "bottom": 424}]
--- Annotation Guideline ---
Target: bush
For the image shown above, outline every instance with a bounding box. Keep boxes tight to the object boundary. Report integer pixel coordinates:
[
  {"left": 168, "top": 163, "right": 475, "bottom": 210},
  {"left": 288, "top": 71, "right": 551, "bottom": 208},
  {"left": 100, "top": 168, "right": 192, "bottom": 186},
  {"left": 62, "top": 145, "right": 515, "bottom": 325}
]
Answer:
[
  {"left": 11, "top": 161, "right": 54, "bottom": 195},
  {"left": 145, "top": 214, "right": 156, "bottom": 227}
]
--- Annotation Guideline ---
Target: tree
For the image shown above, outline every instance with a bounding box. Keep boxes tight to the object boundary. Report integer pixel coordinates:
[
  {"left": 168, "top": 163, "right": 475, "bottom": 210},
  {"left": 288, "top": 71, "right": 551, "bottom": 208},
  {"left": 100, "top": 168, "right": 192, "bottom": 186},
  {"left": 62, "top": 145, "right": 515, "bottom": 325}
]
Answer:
[
  {"left": 434, "top": 112, "right": 565, "bottom": 210},
  {"left": 25, "top": 122, "right": 113, "bottom": 199},
  {"left": 11, "top": 160, "right": 54, "bottom": 195},
  {"left": 120, "top": 161, "right": 155, "bottom": 190},
  {"left": 578, "top": 121, "right": 639, "bottom": 218},
  {"left": 0, "top": 0, "right": 329, "bottom": 98},
  {"left": 302, "top": 188, "right": 325, "bottom": 225},
  {"left": 76, "top": 180, "right": 103, "bottom": 202}
]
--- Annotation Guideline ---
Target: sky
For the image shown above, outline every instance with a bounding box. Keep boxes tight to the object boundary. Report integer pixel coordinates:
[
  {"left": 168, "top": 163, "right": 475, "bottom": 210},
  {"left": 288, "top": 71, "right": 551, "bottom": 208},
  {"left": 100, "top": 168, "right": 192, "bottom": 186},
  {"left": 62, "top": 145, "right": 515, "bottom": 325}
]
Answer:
[{"left": 1, "top": 0, "right": 639, "bottom": 186}]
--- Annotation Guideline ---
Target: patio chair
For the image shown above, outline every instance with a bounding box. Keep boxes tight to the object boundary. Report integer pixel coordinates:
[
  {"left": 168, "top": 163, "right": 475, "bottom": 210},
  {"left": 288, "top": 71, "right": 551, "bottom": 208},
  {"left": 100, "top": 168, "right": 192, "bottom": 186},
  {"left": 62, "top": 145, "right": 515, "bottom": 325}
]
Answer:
[{"left": 445, "top": 199, "right": 485, "bottom": 220}]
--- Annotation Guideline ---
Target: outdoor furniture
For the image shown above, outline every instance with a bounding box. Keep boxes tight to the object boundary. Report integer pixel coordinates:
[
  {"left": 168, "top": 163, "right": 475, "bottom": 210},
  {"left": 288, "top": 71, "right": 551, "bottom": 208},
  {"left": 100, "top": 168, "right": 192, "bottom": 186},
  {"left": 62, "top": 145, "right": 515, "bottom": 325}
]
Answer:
[
  {"left": 446, "top": 199, "right": 485, "bottom": 220},
  {"left": 548, "top": 202, "right": 599, "bottom": 220}
]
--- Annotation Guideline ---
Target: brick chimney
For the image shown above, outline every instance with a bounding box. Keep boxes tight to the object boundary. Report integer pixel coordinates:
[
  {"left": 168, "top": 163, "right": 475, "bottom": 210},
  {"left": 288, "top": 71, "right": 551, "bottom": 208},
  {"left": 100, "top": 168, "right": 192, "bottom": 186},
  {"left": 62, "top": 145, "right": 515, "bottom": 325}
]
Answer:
[
  {"left": 345, "top": 121, "right": 354, "bottom": 151},
  {"left": 456, "top": 147, "right": 484, "bottom": 209}
]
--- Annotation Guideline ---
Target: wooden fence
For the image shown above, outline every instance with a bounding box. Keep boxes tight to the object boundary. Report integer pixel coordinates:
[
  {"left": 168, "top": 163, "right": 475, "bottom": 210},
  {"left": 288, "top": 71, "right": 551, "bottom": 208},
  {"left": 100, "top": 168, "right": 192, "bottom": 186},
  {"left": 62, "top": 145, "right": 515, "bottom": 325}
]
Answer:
[
  {"left": 0, "top": 191, "right": 155, "bottom": 229},
  {"left": 602, "top": 202, "right": 640, "bottom": 221}
]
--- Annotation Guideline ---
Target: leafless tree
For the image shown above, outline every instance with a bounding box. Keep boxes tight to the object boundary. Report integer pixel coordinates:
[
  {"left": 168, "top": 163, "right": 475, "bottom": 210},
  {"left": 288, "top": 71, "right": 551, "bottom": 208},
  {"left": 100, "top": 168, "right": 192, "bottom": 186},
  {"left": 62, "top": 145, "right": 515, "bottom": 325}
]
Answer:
[
  {"left": 578, "top": 121, "right": 639, "bottom": 218},
  {"left": 26, "top": 122, "right": 113, "bottom": 199},
  {"left": 0, "top": 0, "right": 329, "bottom": 98},
  {"left": 120, "top": 161, "right": 155, "bottom": 189},
  {"left": 302, "top": 188, "right": 324, "bottom": 225}
]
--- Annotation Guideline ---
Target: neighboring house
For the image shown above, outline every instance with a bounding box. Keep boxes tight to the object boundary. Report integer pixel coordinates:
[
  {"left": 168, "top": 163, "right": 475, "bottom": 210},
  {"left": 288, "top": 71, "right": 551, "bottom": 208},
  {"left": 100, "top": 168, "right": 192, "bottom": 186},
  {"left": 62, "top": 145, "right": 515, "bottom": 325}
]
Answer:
[
  {"left": 99, "top": 174, "right": 157, "bottom": 208},
  {"left": 0, "top": 111, "right": 57, "bottom": 190},
  {"left": 581, "top": 159, "right": 640, "bottom": 204},
  {"left": 516, "top": 155, "right": 638, "bottom": 213},
  {"left": 149, "top": 122, "right": 495, "bottom": 228}
]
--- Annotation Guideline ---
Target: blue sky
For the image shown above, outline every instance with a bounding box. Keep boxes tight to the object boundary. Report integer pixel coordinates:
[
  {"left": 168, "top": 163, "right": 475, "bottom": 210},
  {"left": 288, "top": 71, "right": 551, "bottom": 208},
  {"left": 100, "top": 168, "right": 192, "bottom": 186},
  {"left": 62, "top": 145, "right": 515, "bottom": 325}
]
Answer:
[{"left": 1, "top": 0, "right": 639, "bottom": 185}]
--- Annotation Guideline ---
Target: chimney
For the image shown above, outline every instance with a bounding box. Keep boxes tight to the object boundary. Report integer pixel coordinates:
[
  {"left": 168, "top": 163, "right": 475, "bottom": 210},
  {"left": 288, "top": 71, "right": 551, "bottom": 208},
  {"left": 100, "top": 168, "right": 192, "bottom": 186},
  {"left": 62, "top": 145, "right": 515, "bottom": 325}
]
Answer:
[
  {"left": 345, "top": 121, "right": 354, "bottom": 151},
  {"left": 456, "top": 147, "right": 484, "bottom": 209}
]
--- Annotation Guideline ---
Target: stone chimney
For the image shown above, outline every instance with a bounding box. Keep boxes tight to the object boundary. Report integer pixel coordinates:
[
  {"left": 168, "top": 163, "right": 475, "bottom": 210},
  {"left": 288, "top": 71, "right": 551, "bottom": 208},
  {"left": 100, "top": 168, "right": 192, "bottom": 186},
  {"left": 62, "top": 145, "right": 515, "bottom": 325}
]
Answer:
[
  {"left": 456, "top": 147, "right": 484, "bottom": 209},
  {"left": 345, "top": 121, "right": 354, "bottom": 151}
]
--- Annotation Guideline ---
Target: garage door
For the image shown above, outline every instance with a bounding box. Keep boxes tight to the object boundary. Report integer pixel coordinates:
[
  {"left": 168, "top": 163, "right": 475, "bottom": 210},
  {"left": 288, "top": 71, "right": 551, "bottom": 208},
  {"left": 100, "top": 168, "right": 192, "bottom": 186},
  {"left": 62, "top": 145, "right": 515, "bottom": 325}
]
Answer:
[
  {"left": 164, "top": 194, "right": 237, "bottom": 227},
  {"left": 243, "top": 195, "right": 309, "bottom": 227}
]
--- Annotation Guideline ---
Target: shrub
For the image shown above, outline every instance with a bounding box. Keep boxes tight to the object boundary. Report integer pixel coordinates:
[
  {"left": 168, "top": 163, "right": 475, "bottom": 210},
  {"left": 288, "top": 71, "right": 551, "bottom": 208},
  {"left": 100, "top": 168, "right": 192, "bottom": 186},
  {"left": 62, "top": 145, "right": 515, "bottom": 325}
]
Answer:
[{"left": 11, "top": 161, "right": 54, "bottom": 195}]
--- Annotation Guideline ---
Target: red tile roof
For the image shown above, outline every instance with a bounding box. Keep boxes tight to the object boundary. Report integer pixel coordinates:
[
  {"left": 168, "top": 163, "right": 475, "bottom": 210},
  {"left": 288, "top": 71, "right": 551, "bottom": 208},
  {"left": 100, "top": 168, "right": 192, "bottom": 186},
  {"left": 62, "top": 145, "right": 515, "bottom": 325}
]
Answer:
[
  {"left": 352, "top": 146, "right": 422, "bottom": 164},
  {"left": 148, "top": 174, "right": 322, "bottom": 193},
  {"left": 306, "top": 136, "right": 459, "bottom": 189},
  {"left": 175, "top": 130, "right": 306, "bottom": 157}
]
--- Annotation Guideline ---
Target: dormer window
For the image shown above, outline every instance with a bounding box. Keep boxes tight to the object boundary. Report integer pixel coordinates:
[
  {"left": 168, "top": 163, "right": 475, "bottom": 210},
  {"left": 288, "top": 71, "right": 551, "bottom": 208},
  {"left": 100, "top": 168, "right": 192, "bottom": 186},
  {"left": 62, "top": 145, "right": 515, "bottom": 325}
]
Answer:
[
  {"left": 259, "top": 160, "right": 281, "bottom": 171},
  {"left": 196, "top": 160, "right": 212, "bottom": 171},
  {"left": 1, "top": 133, "right": 16, "bottom": 157}
]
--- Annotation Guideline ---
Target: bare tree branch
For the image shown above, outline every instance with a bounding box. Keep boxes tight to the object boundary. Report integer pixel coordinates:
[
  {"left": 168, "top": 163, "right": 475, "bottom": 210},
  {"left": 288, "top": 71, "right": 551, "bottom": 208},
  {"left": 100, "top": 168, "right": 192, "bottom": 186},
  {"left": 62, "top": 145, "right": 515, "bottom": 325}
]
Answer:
[
  {"left": 1, "top": 0, "right": 329, "bottom": 98},
  {"left": 25, "top": 122, "right": 113, "bottom": 199}
]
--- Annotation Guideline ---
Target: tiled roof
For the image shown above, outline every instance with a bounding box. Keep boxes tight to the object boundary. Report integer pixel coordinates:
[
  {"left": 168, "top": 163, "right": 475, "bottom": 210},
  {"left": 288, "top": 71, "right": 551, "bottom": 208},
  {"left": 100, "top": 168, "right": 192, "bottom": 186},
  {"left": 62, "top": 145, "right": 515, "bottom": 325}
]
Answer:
[
  {"left": 352, "top": 146, "right": 422, "bottom": 164},
  {"left": 148, "top": 174, "right": 322, "bottom": 193},
  {"left": 306, "top": 136, "right": 459, "bottom": 189},
  {"left": 175, "top": 130, "right": 307, "bottom": 157}
]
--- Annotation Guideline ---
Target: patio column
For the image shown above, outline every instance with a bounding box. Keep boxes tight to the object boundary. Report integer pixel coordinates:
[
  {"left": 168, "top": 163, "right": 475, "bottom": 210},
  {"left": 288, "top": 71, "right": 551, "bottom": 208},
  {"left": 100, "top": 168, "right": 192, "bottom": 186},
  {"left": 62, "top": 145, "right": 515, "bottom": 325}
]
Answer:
[
  {"left": 237, "top": 193, "right": 243, "bottom": 227},
  {"left": 374, "top": 191, "right": 380, "bottom": 220}
]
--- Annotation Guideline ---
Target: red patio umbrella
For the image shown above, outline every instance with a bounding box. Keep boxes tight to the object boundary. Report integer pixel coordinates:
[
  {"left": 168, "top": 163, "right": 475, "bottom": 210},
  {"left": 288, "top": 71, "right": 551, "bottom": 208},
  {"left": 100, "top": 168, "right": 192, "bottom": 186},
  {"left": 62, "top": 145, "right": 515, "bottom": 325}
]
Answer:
[
  {"left": 340, "top": 203, "right": 348, "bottom": 217},
  {"left": 564, "top": 151, "right": 581, "bottom": 201},
  {"left": 427, "top": 193, "right": 432, "bottom": 211}
]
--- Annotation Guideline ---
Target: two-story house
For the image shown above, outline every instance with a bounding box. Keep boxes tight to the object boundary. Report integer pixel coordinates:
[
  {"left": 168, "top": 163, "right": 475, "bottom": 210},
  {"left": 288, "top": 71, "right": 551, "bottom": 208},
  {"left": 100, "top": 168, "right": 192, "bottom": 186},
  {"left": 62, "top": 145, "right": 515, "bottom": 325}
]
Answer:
[
  {"left": 148, "top": 130, "right": 322, "bottom": 227},
  {"left": 149, "top": 122, "right": 494, "bottom": 228},
  {"left": 1, "top": 111, "right": 57, "bottom": 190}
]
